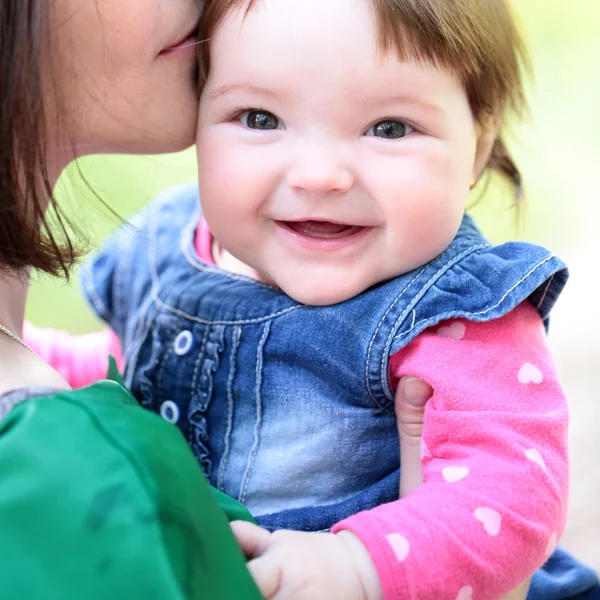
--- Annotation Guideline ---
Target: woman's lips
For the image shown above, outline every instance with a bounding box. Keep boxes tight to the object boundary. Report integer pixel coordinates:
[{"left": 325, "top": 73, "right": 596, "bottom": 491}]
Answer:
[
  {"left": 276, "top": 220, "right": 373, "bottom": 251},
  {"left": 160, "top": 29, "right": 199, "bottom": 56}
]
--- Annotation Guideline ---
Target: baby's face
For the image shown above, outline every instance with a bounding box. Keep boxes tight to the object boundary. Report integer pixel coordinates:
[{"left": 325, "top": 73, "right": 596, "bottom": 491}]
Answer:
[{"left": 197, "top": 0, "right": 484, "bottom": 306}]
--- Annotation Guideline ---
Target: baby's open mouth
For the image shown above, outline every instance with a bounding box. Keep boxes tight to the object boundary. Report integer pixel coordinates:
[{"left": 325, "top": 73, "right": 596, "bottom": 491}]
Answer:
[{"left": 279, "top": 220, "right": 365, "bottom": 239}]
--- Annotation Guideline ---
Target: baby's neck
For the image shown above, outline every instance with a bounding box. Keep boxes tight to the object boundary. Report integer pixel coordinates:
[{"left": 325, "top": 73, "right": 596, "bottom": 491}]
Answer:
[{"left": 211, "top": 237, "right": 275, "bottom": 285}]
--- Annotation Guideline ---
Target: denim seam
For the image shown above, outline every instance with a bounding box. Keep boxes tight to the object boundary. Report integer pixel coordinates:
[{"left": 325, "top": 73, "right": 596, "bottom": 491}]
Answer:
[
  {"left": 188, "top": 326, "right": 209, "bottom": 449},
  {"left": 365, "top": 242, "right": 490, "bottom": 409},
  {"left": 381, "top": 244, "right": 497, "bottom": 398},
  {"left": 154, "top": 322, "right": 178, "bottom": 405},
  {"left": 364, "top": 268, "right": 427, "bottom": 410},
  {"left": 218, "top": 326, "right": 242, "bottom": 491},
  {"left": 190, "top": 326, "right": 210, "bottom": 403},
  {"left": 460, "top": 255, "right": 555, "bottom": 318},
  {"left": 239, "top": 321, "right": 271, "bottom": 504},
  {"left": 381, "top": 254, "right": 557, "bottom": 401},
  {"left": 152, "top": 296, "right": 300, "bottom": 325},
  {"left": 535, "top": 274, "right": 554, "bottom": 311},
  {"left": 124, "top": 304, "right": 154, "bottom": 386}
]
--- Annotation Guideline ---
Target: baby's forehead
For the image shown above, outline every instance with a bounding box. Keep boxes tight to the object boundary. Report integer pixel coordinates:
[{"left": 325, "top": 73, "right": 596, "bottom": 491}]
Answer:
[
  {"left": 201, "top": 0, "right": 527, "bottom": 127},
  {"left": 210, "top": 0, "right": 466, "bottom": 83}
]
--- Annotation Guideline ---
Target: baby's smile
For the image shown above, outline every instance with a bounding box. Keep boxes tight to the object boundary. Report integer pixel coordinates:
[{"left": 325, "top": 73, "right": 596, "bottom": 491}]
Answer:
[{"left": 274, "top": 220, "right": 374, "bottom": 253}]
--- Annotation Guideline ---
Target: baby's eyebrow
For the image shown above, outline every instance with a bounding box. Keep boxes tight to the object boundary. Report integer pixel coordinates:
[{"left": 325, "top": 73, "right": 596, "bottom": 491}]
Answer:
[
  {"left": 210, "top": 83, "right": 284, "bottom": 101},
  {"left": 366, "top": 93, "right": 446, "bottom": 116}
]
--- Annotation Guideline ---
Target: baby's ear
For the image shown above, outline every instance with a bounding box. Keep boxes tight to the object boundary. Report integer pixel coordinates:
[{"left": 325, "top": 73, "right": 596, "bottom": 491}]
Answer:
[{"left": 472, "top": 116, "right": 502, "bottom": 180}]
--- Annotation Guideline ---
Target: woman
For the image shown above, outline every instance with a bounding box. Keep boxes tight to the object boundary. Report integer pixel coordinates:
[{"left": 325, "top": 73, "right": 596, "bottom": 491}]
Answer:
[
  {"left": 0, "top": 0, "right": 260, "bottom": 596},
  {"left": 0, "top": 1, "right": 596, "bottom": 598}
]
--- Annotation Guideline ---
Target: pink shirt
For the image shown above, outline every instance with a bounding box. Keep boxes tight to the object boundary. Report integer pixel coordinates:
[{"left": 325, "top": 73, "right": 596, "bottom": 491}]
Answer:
[
  {"left": 25, "top": 218, "right": 569, "bottom": 600},
  {"left": 333, "top": 303, "right": 567, "bottom": 599}
]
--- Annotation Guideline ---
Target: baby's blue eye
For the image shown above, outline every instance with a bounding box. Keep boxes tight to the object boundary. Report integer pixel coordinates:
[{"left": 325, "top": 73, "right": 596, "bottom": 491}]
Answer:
[
  {"left": 367, "top": 120, "right": 413, "bottom": 139},
  {"left": 241, "top": 110, "right": 282, "bottom": 130}
]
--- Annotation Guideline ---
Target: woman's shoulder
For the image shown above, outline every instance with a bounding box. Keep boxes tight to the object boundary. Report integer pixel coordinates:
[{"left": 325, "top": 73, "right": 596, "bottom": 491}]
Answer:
[
  {"left": 0, "top": 346, "right": 129, "bottom": 421},
  {"left": 0, "top": 341, "right": 70, "bottom": 396}
]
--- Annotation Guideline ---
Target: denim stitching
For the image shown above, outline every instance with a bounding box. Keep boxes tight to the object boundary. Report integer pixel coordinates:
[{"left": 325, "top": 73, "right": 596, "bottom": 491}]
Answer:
[
  {"left": 198, "top": 326, "right": 226, "bottom": 412},
  {"left": 190, "top": 326, "right": 210, "bottom": 402},
  {"left": 365, "top": 243, "right": 488, "bottom": 408},
  {"left": 124, "top": 302, "right": 155, "bottom": 386},
  {"left": 364, "top": 268, "right": 426, "bottom": 409},
  {"left": 218, "top": 326, "right": 241, "bottom": 491},
  {"left": 381, "top": 244, "right": 493, "bottom": 386},
  {"left": 535, "top": 274, "right": 554, "bottom": 311},
  {"left": 239, "top": 321, "right": 271, "bottom": 503},
  {"left": 384, "top": 245, "right": 491, "bottom": 345},
  {"left": 365, "top": 243, "right": 490, "bottom": 409},
  {"left": 462, "top": 256, "right": 555, "bottom": 318},
  {"left": 153, "top": 296, "right": 300, "bottom": 325},
  {"left": 154, "top": 322, "right": 178, "bottom": 405},
  {"left": 188, "top": 326, "right": 209, "bottom": 453},
  {"left": 391, "top": 255, "right": 556, "bottom": 347}
]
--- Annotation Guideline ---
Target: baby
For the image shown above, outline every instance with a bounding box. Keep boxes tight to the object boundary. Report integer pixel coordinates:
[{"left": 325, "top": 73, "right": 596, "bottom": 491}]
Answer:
[{"left": 27, "top": 0, "right": 597, "bottom": 598}]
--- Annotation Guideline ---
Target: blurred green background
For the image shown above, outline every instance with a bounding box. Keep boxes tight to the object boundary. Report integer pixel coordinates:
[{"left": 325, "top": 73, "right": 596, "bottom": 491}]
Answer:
[{"left": 26, "top": 0, "right": 600, "bottom": 569}]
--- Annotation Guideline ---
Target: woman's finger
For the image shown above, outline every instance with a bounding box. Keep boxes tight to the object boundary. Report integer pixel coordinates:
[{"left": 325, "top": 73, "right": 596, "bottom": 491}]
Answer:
[
  {"left": 230, "top": 520, "right": 272, "bottom": 559},
  {"left": 395, "top": 376, "right": 433, "bottom": 498}
]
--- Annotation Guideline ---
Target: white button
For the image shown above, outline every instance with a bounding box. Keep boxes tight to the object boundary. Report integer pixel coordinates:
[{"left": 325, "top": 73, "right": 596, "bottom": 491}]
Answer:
[
  {"left": 160, "top": 401, "right": 180, "bottom": 424},
  {"left": 174, "top": 330, "right": 193, "bottom": 356}
]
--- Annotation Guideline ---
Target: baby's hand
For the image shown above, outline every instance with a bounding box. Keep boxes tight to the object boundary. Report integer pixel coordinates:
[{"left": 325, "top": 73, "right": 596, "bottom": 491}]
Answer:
[{"left": 231, "top": 521, "right": 382, "bottom": 600}]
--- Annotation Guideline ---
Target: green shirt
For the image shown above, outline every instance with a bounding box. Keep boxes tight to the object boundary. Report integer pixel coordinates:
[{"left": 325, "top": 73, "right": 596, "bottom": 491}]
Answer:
[{"left": 0, "top": 359, "right": 262, "bottom": 599}]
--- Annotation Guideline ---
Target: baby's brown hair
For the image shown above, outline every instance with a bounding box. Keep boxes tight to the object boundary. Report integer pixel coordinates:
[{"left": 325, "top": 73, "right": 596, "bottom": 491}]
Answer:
[{"left": 199, "top": 0, "right": 530, "bottom": 196}]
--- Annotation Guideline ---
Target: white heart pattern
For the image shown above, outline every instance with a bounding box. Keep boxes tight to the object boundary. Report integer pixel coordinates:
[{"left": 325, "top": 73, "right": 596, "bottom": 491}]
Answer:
[
  {"left": 420, "top": 438, "right": 432, "bottom": 460},
  {"left": 545, "top": 532, "right": 558, "bottom": 557},
  {"left": 456, "top": 586, "right": 474, "bottom": 600},
  {"left": 387, "top": 533, "right": 410, "bottom": 562},
  {"left": 474, "top": 507, "right": 502, "bottom": 536},
  {"left": 437, "top": 322, "right": 466, "bottom": 340},
  {"left": 525, "top": 448, "right": 547, "bottom": 471},
  {"left": 443, "top": 466, "right": 470, "bottom": 483},
  {"left": 518, "top": 363, "right": 544, "bottom": 385}
]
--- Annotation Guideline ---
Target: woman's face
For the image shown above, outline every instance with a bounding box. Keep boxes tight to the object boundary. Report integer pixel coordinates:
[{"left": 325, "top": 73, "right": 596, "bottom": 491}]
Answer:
[{"left": 49, "top": 0, "right": 202, "bottom": 155}]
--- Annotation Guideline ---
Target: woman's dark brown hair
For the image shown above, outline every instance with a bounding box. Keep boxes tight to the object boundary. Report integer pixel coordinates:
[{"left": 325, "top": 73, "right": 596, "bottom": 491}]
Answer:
[
  {"left": 200, "top": 0, "right": 530, "bottom": 198},
  {"left": 0, "top": 1, "right": 76, "bottom": 275}
]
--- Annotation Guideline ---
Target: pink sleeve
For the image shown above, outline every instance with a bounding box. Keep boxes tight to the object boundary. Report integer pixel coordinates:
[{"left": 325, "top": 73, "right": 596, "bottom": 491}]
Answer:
[
  {"left": 23, "top": 323, "right": 124, "bottom": 389},
  {"left": 332, "top": 302, "right": 568, "bottom": 600}
]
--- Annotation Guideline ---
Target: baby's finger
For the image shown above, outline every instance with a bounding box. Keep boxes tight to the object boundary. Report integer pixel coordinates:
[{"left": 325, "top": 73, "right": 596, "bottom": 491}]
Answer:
[
  {"left": 230, "top": 520, "right": 272, "bottom": 559},
  {"left": 246, "top": 554, "right": 283, "bottom": 600}
]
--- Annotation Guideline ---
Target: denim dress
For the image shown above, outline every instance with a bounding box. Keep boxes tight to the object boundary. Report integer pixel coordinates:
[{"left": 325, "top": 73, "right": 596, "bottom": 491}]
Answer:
[{"left": 82, "top": 183, "right": 599, "bottom": 599}]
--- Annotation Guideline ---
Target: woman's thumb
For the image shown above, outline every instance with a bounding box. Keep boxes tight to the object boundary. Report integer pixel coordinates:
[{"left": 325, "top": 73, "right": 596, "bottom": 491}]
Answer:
[{"left": 395, "top": 376, "right": 433, "bottom": 498}]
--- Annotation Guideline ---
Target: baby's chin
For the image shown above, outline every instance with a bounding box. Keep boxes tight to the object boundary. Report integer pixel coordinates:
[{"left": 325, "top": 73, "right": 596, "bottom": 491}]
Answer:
[{"left": 277, "top": 276, "right": 377, "bottom": 307}]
